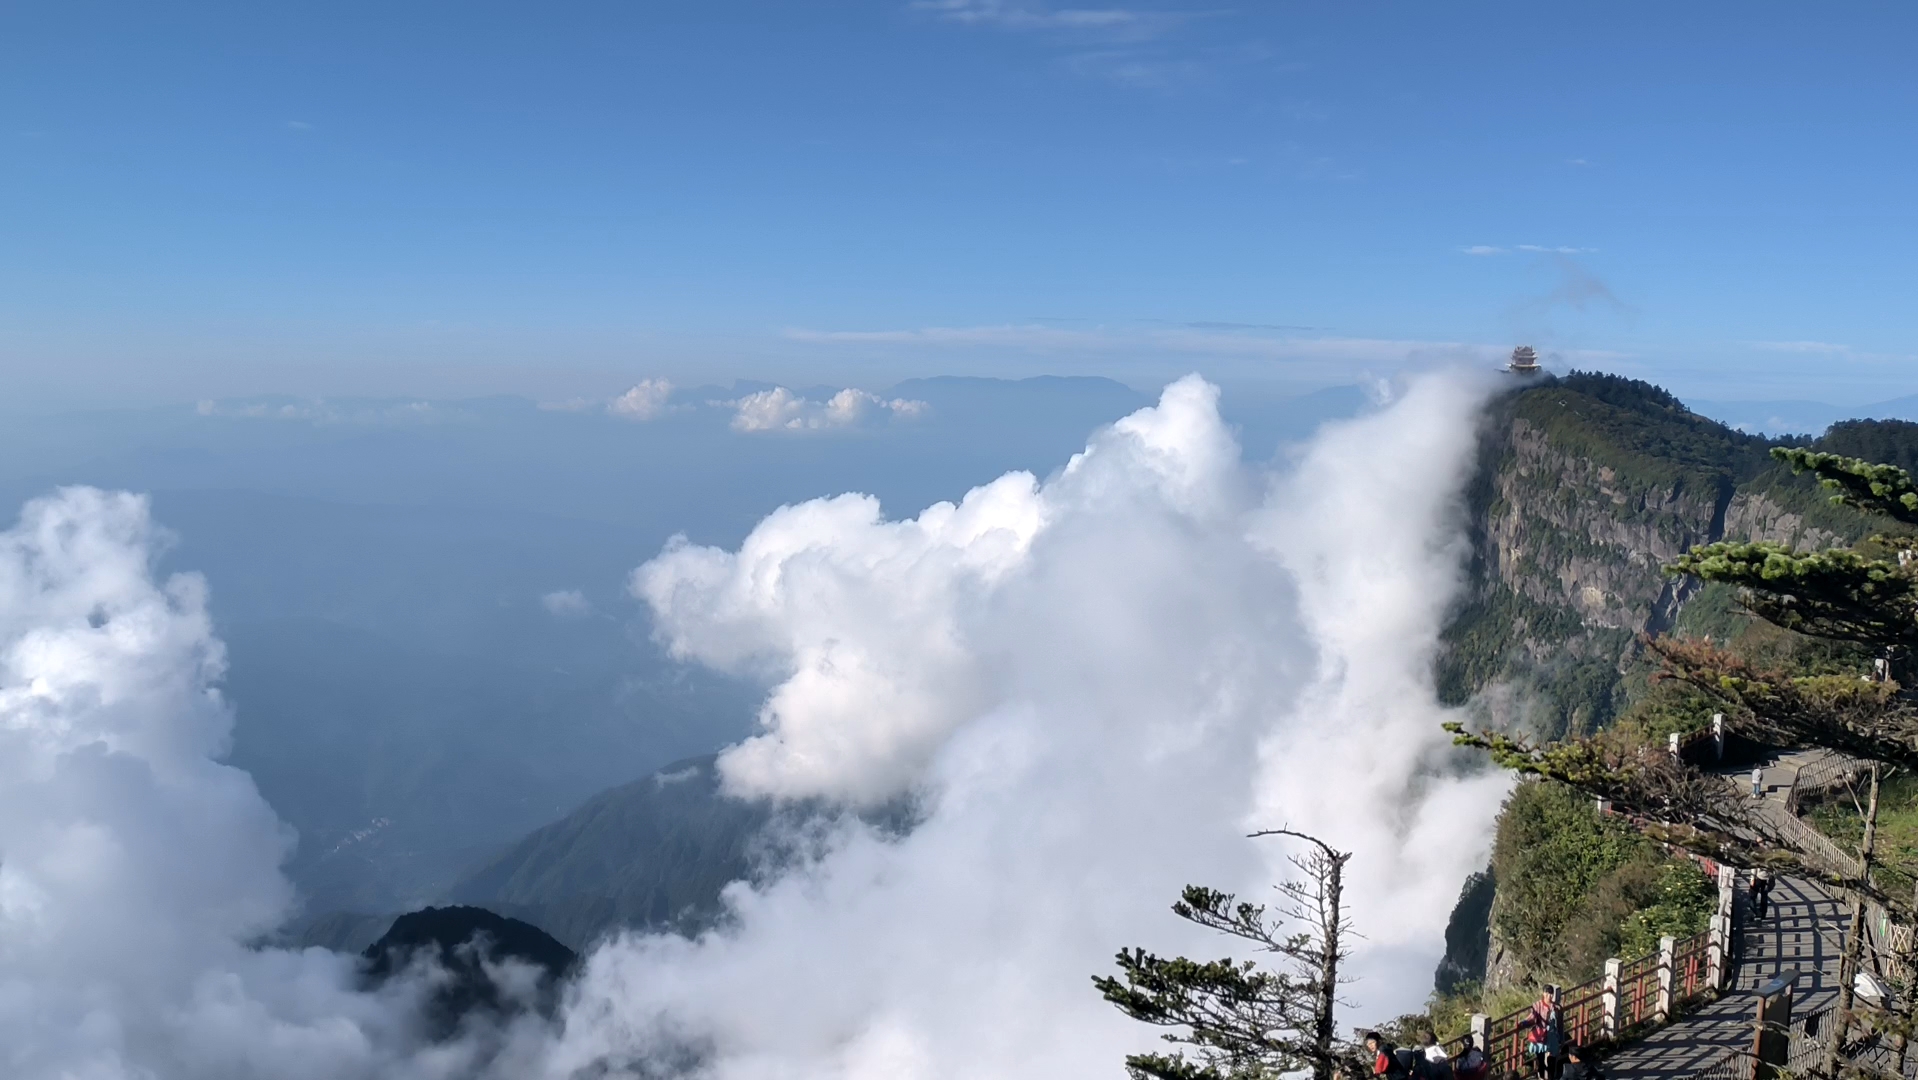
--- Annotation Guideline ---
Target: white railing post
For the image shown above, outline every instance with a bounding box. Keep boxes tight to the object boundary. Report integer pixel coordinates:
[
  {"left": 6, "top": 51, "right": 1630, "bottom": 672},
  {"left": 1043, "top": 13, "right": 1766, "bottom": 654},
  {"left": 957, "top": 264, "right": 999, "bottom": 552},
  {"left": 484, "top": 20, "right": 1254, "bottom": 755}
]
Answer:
[
  {"left": 1712, "top": 712, "right": 1725, "bottom": 760},
  {"left": 1470, "top": 1012, "right": 1488, "bottom": 1056},
  {"left": 1710, "top": 864, "right": 1735, "bottom": 990},
  {"left": 1601, "top": 957, "right": 1622, "bottom": 1040},
  {"left": 1656, "top": 935, "right": 1676, "bottom": 1022},
  {"left": 1668, "top": 732, "right": 1681, "bottom": 759}
]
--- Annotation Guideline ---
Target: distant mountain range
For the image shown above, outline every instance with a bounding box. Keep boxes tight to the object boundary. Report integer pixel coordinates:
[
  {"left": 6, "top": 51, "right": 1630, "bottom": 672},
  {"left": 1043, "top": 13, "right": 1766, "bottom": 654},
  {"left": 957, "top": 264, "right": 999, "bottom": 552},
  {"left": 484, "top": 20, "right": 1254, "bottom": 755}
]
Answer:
[{"left": 1687, "top": 393, "right": 1918, "bottom": 436}]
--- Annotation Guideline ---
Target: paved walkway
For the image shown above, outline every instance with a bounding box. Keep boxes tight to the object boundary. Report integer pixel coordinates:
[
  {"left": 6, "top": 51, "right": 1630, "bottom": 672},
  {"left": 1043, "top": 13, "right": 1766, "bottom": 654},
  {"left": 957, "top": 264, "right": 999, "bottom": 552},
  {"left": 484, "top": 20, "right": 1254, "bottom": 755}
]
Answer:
[
  {"left": 1602, "top": 877, "right": 1847, "bottom": 1078},
  {"left": 1603, "top": 748, "right": 1855, "bottom": 1078}
]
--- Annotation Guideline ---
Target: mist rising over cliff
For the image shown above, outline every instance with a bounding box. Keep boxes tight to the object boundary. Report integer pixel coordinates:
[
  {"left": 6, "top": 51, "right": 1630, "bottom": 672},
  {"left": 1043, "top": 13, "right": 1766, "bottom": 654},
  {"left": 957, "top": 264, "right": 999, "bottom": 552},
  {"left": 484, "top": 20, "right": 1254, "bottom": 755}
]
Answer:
[{"left": 0, "top": 374, "right": 1503, "bottom": 1077}]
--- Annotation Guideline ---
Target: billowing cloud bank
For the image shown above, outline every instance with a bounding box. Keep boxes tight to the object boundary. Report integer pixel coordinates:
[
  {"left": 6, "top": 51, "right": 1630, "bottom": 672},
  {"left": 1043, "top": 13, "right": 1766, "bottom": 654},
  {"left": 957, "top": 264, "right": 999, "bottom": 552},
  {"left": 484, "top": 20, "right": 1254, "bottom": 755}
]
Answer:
[
  {"left": 0, "top": 372, "right": 1508, "bottom": 1079},
  {"left": 0, "top": 489, "right": 451, "bottom": 1079},
  {"left": 578, "top": 371, "right": 1510, "bottom": 1075}
]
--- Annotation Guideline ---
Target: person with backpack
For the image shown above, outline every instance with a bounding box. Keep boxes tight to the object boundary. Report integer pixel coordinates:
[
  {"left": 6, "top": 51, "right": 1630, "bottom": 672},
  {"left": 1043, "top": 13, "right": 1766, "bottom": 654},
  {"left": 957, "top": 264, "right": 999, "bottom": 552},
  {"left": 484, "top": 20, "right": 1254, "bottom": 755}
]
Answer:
[
  {"left": 1450, "top": 1035, "right": 1490, "bottom": 1080},
  {"left": 1418, "top": 1029, "right": 1454, "bottom": 1079},
  {"left": 1751, "top": 870, "right": 1774, "bottom": 921},
  {"left": 1561, "top": 1043, "right": 1605, "bottom": 1080},
  {"left": 1365, "top": 1032, "right": 1411, "bottom": 1078}
]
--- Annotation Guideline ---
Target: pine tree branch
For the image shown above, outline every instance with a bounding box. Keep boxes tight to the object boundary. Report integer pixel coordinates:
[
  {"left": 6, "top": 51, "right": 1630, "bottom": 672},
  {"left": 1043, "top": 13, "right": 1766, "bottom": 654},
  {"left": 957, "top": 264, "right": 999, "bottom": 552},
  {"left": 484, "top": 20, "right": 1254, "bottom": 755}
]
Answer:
[
  {"left": 1774, "top": 446, "right": 1918, "bottom": 526},
  {"left": 1648, "top": 638, "right": 1918, "bottom": 768},
  {"left": 1667, "top": 542, "right": 1918, "bottom": 651}
]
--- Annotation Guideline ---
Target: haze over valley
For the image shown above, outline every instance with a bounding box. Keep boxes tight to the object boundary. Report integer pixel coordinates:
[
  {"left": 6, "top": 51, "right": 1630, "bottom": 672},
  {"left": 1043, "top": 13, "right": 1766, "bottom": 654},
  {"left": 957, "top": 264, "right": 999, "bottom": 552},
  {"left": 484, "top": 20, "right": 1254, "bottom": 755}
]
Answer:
[{"left": 5, "top": 3, "right": 1916, "bottom": 1077}]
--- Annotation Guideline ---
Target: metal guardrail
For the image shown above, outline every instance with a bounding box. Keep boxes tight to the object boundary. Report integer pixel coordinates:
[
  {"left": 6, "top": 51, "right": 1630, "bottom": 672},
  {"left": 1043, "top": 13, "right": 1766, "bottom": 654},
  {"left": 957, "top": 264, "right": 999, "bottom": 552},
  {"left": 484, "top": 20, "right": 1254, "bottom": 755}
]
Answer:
[
  {"left": 1771, "top": 806, "right": 1866, "bottom": 881},
  {"left": 1694, "top": 1008, "right": 1843, "bottom": 1080},
  {"left": 1785, "top": 755, "right": 1862, "bottom": 817}
]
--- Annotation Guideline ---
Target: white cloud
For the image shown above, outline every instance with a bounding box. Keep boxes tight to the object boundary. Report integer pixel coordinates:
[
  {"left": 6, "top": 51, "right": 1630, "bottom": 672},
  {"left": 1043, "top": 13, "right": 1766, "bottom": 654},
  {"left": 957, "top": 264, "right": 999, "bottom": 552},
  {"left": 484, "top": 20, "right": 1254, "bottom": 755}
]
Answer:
[
  {"left": 0, "top": 488, "right": 446, "bottom": 1078},
  {"left": 728, "top": 387, "right": 929, "bottom": 433},
  {"left": 1461, "top": 245, "right": 1506, "bottom": 256},
  {"left": 286, "top": 120, "right": 312, "bottom": 131},
  {"left": 193, "top": 398, "right": 443, "bottom": 424},
  {"left": 541, "top": 589, "right": 591, "bottom": 617},
  {"left": 910, "top": 0, "right": 1152, "bottom": 32},
  {"left": 0, "top": 374, "right": 1511, "bottom": 1077},
  {"left": 607, "top": 378, "right": 675, "bottom": 420},
  {"left": 604, "top": 371, "right": 1510, "bottom": 1078}
]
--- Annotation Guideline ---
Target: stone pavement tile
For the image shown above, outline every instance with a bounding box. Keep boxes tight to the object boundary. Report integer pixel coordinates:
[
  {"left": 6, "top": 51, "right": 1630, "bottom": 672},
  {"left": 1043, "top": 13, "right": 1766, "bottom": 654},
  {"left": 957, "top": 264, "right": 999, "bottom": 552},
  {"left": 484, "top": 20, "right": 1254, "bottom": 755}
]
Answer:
[{"left": 1606, "top": 878, "right": 1843, "bottom": 1079}]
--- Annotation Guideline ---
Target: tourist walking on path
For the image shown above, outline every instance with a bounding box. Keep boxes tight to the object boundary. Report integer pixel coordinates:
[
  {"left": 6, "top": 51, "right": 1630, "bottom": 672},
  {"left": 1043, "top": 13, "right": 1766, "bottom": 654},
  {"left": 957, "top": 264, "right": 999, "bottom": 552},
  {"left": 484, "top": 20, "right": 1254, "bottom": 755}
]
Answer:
[
  {"left": 1752, "top": 765, "right": 1765, "bottom": 798},
  {"left": 1751, "top": 870, "right": 1774, "bottom": 921},
  {"left": 1518, "top": 988, "right": 1561, "bottom": 1077}
]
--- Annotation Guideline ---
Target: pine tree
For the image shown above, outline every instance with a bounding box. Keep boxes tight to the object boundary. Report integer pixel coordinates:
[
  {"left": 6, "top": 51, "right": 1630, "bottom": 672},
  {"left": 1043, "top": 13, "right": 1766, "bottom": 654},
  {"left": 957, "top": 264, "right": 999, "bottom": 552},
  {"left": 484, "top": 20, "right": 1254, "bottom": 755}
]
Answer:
[{"left": 1093, "top": 830, "right": 1355, "bottom": 1080}]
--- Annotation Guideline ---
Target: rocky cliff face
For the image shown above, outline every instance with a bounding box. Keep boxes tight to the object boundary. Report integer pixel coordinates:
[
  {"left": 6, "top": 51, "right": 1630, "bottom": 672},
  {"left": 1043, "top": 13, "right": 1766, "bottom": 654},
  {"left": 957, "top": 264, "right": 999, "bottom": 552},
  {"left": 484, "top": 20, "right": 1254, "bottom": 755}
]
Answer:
[
  {"left": 1437, "top": 372, "right": 1844, "bottom": 738},
  {"left": 1721, "top": 489, "right": 1848, "bottom": 552},
  {"left": 1486, "top": 416, "right": 1728, "bottom": 636},
  {"left": 1435, "top": 376, "right": 1911, "bottom": 997}
]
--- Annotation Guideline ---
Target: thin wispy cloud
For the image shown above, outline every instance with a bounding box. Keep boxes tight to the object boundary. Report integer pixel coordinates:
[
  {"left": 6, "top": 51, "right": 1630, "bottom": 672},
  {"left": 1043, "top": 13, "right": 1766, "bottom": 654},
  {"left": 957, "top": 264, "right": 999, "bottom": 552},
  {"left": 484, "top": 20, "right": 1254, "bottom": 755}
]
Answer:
[
  {"left": 1751, "top": 340, "right": 1853, "bottom": 355},
  {"left": 1567, "top": 157, "right": 1590, "bottom": 166},
  {"left": 910, "top": 0, "right": 1164, "bottom": 33},
  {"left": 1179, "top": 319, "right": 1320, "bottom": 332},
  {"left": 784, "top": 323, "right": 1630, "bottom": 372},
  {"left": 194, "top": 397, "right": 443, "bottom": 424},
  {"left": 911, "top": 0, "right": 1199, "bottom": 89},
  {"left": 540, "top": 589, "right": 591, "bottom": 617},
  {"left": 1063, "top": 48, "right": 1206, "bottom": 88},
  {"left": 1463, "top": 244, "right": 1598, "bottom": 256},
  {"left": 285, "top": 120, "right": 312, "bottom": 131}
]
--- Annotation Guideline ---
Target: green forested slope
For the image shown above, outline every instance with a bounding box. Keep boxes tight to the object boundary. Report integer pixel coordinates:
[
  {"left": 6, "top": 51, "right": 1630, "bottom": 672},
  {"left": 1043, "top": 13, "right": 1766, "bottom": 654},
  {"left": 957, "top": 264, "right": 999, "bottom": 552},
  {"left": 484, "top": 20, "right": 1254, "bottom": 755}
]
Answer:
[
  {"left": 1431, "top": 379, "right": 1918, "bottom": 1006},
  {"left": 1437, "top": 373, "right": 1906, "bottom": 739}
]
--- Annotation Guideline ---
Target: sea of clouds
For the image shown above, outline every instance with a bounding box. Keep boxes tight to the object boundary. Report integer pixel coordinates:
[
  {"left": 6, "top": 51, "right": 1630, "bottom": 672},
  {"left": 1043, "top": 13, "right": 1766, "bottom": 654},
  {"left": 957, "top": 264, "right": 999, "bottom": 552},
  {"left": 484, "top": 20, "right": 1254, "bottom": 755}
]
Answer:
[{"left": 0, "top": 372, "right": 1510, "bottom": 1078}]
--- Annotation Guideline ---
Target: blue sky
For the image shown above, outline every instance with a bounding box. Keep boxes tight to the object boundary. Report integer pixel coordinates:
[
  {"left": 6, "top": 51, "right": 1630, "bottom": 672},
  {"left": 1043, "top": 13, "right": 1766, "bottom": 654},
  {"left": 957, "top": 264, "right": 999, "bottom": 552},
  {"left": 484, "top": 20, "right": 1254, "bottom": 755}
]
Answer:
[{"left": 4, "top": 1, "right": 1915, "bottom": 408}]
